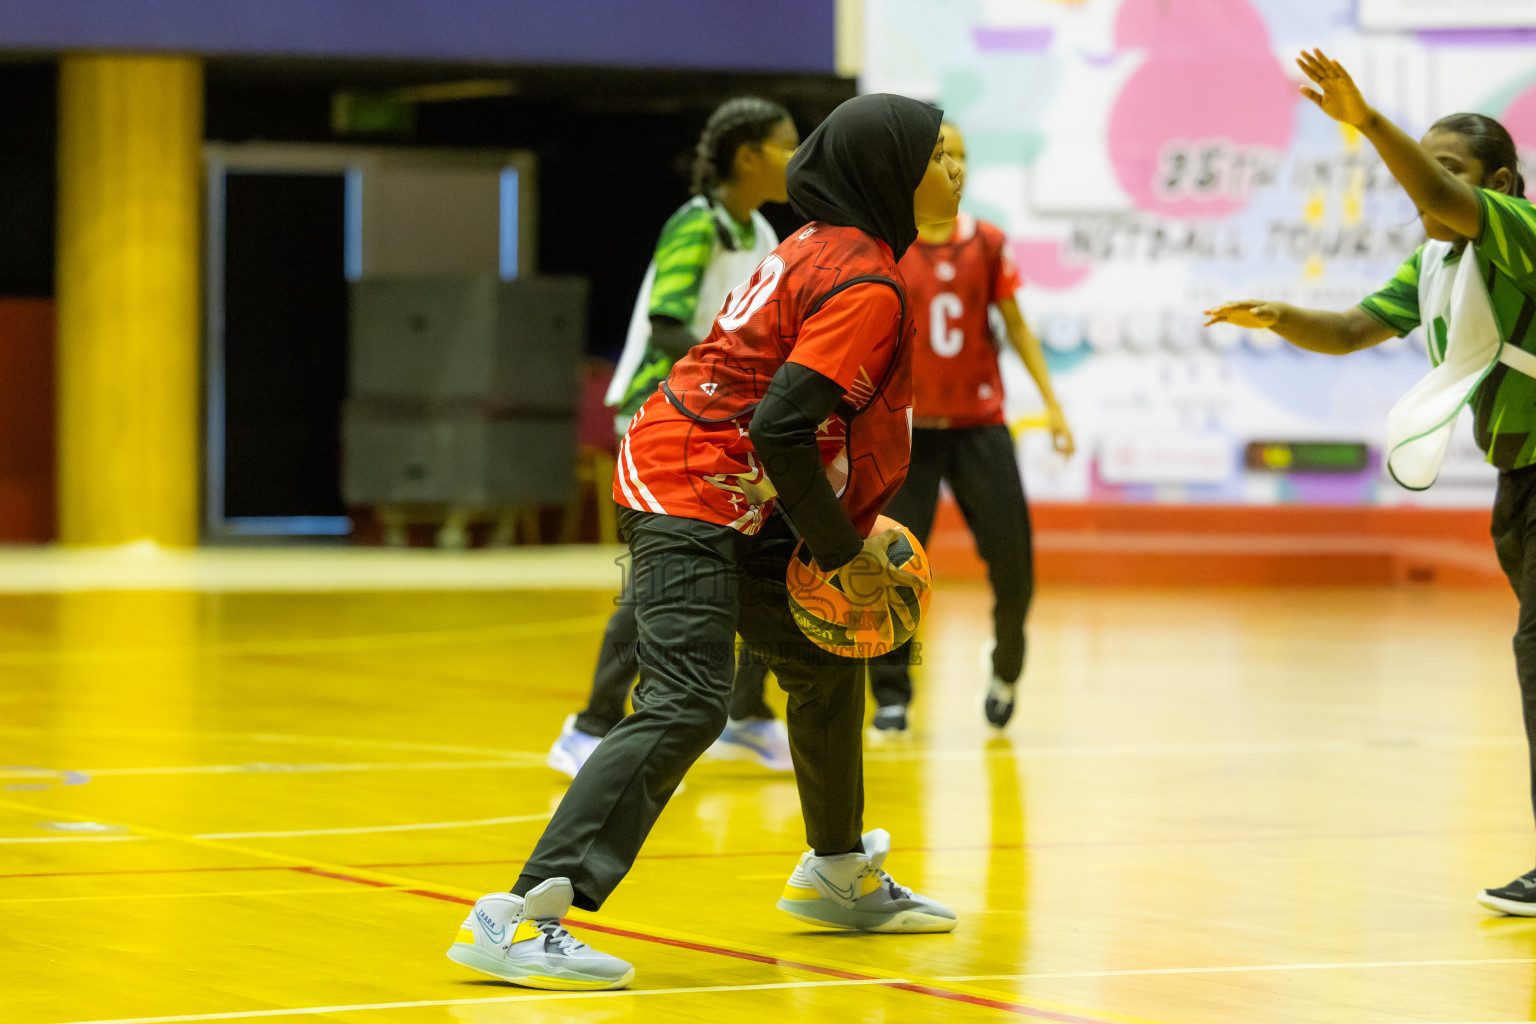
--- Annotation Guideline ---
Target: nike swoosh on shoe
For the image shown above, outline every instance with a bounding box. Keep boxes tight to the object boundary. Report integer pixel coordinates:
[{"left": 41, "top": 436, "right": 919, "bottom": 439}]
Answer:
[
  {"left": 813, "top": 870, "right": 858, "bottom": 902},
  {"left": 475, "top": 909, "right": 506, "bottom": 943}
]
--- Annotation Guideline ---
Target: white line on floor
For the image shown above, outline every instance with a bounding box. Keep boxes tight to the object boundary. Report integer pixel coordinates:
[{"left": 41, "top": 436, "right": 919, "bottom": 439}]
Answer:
[
  {"left": 0, "top": 885, "right": 401, "bottom": 904},
  {"left": 0, "top": 544, "right": 628, "bottom": 595},
  {"left": 0, "top": 811, "right": 554, "bottom": 844},
  {"left": 0, "top": 835, "right": 145, "bottom": 844},
  {"left": 0, "top": 612, "right": 612, "bottom": 665},
  {"left": 194, "top": 812, "right": 553, "bottom": 839},
  {"left": 941, "top": 956, "right": 1536, "bottom": 981},
  {"left": 0, "top": 759, "right": 542, "bottom": 780},
  {"left": 3, "top": 726, "right": 1526, "bottom": 763},
  {"left": 49, "top": 978, "right": 895, "bottom": 1024},
  {"left": 864, "top": 735, "right": 1525, "bottom": 762},
  {"left": 0, "top": 727, "right": 529, "bottom": 759}
]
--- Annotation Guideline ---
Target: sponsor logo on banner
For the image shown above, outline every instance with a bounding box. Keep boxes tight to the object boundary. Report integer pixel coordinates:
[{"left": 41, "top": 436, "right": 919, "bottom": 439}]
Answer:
[{"left": 1098, "top": 434, "right": 1232, "bottom": 485}]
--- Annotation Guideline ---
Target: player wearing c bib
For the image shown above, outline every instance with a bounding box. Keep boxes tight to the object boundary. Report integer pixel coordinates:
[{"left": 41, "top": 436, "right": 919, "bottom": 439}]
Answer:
[
  {"left": 548, "top": 98, "right": 797, "bottom": 780},
  {"left": 869, "top": 122, "right": 1074, "bottom": 733},
  {"left": 1206, "top": 50, "right": 1536, "bottom": 916}
]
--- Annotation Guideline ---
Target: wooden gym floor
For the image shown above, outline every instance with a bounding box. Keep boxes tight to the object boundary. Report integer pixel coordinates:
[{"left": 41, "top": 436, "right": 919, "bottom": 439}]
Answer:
[{"left": 4, "top": 551, "right": 1536, "bottom": 1023}]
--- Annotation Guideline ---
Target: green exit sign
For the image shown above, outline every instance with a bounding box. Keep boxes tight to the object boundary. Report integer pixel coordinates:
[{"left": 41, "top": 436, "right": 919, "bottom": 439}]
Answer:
[{"left": 331, "top": 91, "right": 416, "bottom": 138}]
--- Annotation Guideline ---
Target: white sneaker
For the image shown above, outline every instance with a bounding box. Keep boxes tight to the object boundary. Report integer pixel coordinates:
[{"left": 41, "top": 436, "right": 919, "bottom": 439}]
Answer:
[
  {"left": 447, "top": 879, "right": 634, "bottom": 990},
  {"left": 776, "top": 828, "right": 957, "bottom": 933},
  {"left": 546, "top": 715, "right": 602, "bottom": 779},
  {"left": 707, "top": 717, "right": 794, "bottom": 771}
]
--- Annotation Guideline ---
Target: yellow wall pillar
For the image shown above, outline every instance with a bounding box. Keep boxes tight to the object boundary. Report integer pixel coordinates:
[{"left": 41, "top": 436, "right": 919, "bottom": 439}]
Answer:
[{"left": 56, "top": 55, "right": 202, "bottom": 547}]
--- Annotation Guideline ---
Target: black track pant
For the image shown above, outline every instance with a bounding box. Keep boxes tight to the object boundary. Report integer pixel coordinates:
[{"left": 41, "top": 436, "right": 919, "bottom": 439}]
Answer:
[
  {"left": 516, "top": 509, "right": 866, "bottom": 911},
  {"left": 574, "top": 594, "right": 773, "bottom": 737},
  {"left": 869, "top": 424, "right": 1034, "bottom": 708},
  {"left": 1491, "top": 462, "right": 1536, "bottom": 829}
]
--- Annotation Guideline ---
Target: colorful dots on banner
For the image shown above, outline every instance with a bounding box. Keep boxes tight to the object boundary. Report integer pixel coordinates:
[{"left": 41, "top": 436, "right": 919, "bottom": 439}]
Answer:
[
  {"left": 1034, "top": 312, "right": 1338, "bottom": 355},
  {"left": 1205, "top": 321, "right": 1244, "bottom": 351},
  {"left": 1247, "top": 324, "right": 1283, "bottom": 351},
  {"left": 1164, "top": 313, "right": 1205, "bottom": 353},
  {"left": 1123, "top": 313, "right": 1162, "bottom": 353},
  {"left": 1304, "top": 189, "right": 1327, "bottom": 226},
  {"left": 1044, "top": 314, "right": 1084, "bottom": 353},
  {"left": 1087, "top": 311, "right": 1123, "bottom": 351}
]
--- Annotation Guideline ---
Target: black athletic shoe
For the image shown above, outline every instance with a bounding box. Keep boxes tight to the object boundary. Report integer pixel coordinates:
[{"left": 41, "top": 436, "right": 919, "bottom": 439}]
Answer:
[
  {"left": 871, "top": 704, "right": 909, "bottom": 733},
  {"left": 984, "top": 678, "right": 1017, "bottom": 728},
  {"left": 1478, "top": 867, "right": 1536, "bottom": 915}
]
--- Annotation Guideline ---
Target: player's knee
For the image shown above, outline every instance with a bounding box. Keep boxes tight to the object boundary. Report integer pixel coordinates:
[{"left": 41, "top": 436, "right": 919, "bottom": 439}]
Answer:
[{"left": 688, "top": 696, "right": 732, "bottom": 751}]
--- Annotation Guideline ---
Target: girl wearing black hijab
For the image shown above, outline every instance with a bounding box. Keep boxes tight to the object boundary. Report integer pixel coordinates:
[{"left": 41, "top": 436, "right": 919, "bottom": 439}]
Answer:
[{"left": 447, "top": 94, "right": 963, "bottom": 991}]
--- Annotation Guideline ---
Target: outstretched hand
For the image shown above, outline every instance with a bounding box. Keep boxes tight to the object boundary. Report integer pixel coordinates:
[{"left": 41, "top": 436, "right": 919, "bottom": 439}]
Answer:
[
  {"left": 1204, "top": 300, "right": 1281, "bottom": 329},
  {"left": 1297, "top": 49, "right": 1372, "bottom": 128}
]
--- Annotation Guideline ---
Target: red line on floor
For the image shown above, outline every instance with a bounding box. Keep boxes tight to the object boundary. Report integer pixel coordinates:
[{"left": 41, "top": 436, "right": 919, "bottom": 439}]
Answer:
[
  {"left": 352, "top": 849, "right": 799, "bottom": 869},
  {"left": 404, "top": 887, "right": 473, "bottom": 904},
  {"left": 292, "top": 865, "right": 395, "bottom": 888},
  {"left": 303, "top": 867, "right": 1119, "bottom": 1023},
  {"left": 566, "top": 918, "right": 869, "bottom": 980},
  {"left": 0, "top": 857, "right": 1120, "bottom": 1020},
  {"left": 890, "top": 982, "right": 1112, "bottom": 1023}
]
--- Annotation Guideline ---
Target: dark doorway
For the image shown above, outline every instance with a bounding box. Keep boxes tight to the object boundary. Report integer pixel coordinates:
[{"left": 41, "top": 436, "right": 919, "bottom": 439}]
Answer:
[{"left": 218, "top": 172, "right": 349, "bottom": 534}]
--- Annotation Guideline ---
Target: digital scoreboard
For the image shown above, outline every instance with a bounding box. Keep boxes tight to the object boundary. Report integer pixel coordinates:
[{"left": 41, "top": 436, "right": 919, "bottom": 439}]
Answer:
[{"left": 1243, "top": 441, "right": 1371, "bottom": 474}]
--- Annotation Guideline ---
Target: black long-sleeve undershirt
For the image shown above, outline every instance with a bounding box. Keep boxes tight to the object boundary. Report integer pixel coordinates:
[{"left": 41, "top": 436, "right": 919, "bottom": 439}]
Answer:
[{"left": 748, "top": 362, "right": 864, "bottom": 571}]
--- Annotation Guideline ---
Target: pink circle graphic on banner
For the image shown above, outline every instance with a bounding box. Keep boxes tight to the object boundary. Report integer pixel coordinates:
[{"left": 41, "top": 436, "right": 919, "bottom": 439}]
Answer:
[
  {"left": 1501, "top": 82, "right": 1536, "bottom": 153},
  {"left": 1009, "top": 239, "right": 1092, "bottom": 291},
  {"left": 1108, "top": 0, "right": 1297, "bottom": 218}
]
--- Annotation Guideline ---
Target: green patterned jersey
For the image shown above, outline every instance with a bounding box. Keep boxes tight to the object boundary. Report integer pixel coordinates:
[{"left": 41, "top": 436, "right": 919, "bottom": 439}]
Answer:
[
  {"left": 618, "top": 197, "right": 757, "bottom": 415},
  {"left": 1358, "top": 188, "right": 1536, "bottom": 471}
]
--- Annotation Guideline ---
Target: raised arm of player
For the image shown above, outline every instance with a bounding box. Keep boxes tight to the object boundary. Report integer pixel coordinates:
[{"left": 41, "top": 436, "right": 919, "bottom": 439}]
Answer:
[
  {"left": 1297, "top": 48, "right": 1482, "bottom": 240},
  {"left": 997, "top": 296, "right": 1074, "bottom": 455},
  {"left": 1202, "top": 300, "right": 1396, "bottom": 355}
]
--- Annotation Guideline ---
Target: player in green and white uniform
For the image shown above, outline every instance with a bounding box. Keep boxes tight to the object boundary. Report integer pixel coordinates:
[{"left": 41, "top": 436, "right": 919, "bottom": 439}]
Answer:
[
  {"left": 1354, "top": 196, "right": 1536, "bottom": 466},
  {"left": 1207, "top": 49, "right": 1536, "bottom": 915},
  {"left": 548, "top": 97, "right": 800, "bottom": 779},
  {"left": 610, "top": 197, "right": 772, "bottom": 420}
]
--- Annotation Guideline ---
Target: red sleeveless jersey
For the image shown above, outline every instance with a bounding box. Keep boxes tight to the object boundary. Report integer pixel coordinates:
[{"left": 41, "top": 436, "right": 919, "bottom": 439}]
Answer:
[
  {"left": 899, "top": 214, "right": 1022, "bottom": 427},
  {"left": 614, "top": 221, "right": 913, "bottom": 537}
]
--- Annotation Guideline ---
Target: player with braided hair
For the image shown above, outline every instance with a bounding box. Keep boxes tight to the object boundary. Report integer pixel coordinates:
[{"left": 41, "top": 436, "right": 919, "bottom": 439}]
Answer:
[{"left": 548, "top": 97, "right": 799, "bottom": 778}]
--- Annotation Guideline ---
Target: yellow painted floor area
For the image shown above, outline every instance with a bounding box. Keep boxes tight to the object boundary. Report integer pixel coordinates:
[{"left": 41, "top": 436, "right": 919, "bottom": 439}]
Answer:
[{"left": 4, "top": 578, "right": 1536, "bottom": 1023}]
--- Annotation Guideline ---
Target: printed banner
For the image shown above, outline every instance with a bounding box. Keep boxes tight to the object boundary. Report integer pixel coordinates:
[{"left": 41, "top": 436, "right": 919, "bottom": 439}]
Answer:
[
  {"left": 863, "top": 0, "right": 1536, "bottom": 506},
  {"left": 1359, "top": 0, "right": 1536, "bottom": 31}
]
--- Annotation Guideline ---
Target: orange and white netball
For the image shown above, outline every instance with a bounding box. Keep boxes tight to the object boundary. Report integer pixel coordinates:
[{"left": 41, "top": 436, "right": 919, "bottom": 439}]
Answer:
[{"left": 786, "top": 514, "right": 933, "bottom": 658}]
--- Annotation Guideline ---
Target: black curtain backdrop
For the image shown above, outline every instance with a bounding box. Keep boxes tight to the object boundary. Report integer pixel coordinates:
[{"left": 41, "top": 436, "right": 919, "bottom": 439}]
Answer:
[
  {"left": 0, "top": 62, "right": 56, "bottom": 297},
  {"left": 221, "top": 172, "right": 349, "bottom": 519}
]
